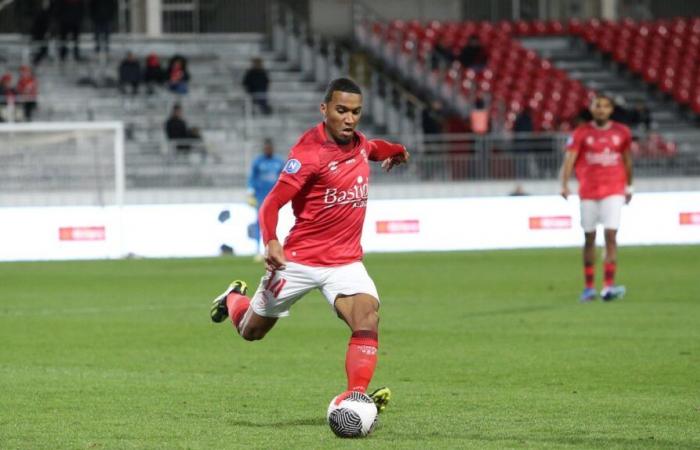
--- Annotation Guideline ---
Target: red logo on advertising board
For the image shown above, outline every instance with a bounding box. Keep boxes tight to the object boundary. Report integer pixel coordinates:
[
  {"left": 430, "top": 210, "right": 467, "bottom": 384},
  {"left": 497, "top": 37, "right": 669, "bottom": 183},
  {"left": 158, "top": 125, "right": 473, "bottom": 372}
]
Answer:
[
  {"left": 59, "top": 226, "right": 106, "bottom": 241},
  {"left": 376, "top": 220, "right": 420, "bottom": 234},
  {"left": 679, "top": 212, "right": 700, "bottom": 225},
  {"left": 528, "top": 216, "right": 572, "bottom": 230}
]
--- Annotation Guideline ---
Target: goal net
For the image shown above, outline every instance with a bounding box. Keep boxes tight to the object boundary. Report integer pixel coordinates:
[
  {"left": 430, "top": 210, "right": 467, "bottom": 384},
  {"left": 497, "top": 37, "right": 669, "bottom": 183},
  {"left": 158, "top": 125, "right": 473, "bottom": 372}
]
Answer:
[{"left": 0, "top": 122, "right": 125, "bottom": 207}]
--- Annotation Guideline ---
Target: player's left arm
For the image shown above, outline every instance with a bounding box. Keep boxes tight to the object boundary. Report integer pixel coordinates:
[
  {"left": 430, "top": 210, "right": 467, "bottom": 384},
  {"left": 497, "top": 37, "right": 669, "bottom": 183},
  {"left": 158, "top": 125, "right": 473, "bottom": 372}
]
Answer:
[{"left": 368, "top": 139, "right": 410, "bottom": 172}]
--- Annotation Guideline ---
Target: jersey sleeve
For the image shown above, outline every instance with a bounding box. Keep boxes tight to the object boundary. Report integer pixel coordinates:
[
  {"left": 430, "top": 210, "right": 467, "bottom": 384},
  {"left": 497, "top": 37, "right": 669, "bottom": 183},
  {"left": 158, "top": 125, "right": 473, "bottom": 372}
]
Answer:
[
  {"left": 277, "top": 145, "right": 321, "bottom": 190},
  {"left": 565, "top": 127, "right": 584, "bottom": 153},
  {"left": 259, "top": 181, "right": 299, "bottom": 244},
  {"left": 367, "top": 139, "right": 406, "bottom": 161}
]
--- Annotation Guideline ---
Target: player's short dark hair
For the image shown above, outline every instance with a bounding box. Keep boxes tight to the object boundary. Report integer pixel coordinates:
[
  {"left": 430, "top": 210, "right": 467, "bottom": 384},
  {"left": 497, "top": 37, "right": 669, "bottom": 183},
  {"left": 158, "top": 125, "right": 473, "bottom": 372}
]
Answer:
[
  {"left": 593, "top": 93, "right": 615, "bottom": 106},
  {"left": 323, "top": 78, "right": 362, "bottom": 103}
]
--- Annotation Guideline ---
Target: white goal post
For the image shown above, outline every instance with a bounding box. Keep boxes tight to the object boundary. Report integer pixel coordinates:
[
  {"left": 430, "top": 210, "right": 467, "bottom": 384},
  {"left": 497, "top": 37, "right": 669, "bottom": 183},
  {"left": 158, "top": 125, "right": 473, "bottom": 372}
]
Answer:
[{"left": 0, "top": 121, "right": 125, "bottom": 207}]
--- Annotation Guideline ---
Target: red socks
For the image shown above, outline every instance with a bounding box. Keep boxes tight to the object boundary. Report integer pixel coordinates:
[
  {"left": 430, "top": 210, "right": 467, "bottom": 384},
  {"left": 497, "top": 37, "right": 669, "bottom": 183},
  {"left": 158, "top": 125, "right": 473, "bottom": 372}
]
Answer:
[
  {"left": 584, "top": 263, "right": 595, "bottom": 289},
  {"left": 584, "top": 262, "right": 617, "bottom": 288},
  {"left": 604, "top": 262, "right": 616, "bottom": 287},
  {"left": 226, "top": 292, "right": 251, "bottom": 331},
  {"left": 345, "top": 330, "right": 378, "bottom": 393}
]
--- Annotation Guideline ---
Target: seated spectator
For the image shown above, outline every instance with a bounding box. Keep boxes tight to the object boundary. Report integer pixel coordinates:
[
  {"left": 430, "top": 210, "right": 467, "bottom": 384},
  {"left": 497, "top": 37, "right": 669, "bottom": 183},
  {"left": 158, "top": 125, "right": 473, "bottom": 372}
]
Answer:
[
  {"left": 242, "top": 57, "right": 271, "bottom": 115},
  {"left": 459, "top": 36, "right": 487, "bottom": 70},
  {"left": 430, "top": 41, "right": 454, "bottom": 70},
  {"left": 118, "top": 51, "right": 141, "bottom": 95},
  {"left": 164, "top": 103, "right": 204, "bottom": 159},
  {"left": 167, "top": 55, "right": 190, "bottom": 95},
  {"left": 0, "top": 73, "right": 17, "bottom": 122},
  {"left": 143, "top": 53, "right": 165, "bottom": 95},
  {"left": 627, "top": 102, "right": 652, "bottom": 131},
  {"left": 16, "top": 66, "right": 39, "bottom": 122}
]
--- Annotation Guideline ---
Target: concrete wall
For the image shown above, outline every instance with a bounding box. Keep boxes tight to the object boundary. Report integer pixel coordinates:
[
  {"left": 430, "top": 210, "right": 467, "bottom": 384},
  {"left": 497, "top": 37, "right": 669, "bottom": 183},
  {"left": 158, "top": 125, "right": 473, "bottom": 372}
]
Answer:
[{"left": 309, "top": 0, "right": 461, "bottom": 37}]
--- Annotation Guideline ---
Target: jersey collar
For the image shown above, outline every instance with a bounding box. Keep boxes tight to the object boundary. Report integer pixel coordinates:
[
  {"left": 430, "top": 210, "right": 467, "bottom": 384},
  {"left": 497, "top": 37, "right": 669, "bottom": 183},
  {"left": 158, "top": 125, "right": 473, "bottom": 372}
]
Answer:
[{"left": 590, "top": 120, "right": 613, "bottom": 130}]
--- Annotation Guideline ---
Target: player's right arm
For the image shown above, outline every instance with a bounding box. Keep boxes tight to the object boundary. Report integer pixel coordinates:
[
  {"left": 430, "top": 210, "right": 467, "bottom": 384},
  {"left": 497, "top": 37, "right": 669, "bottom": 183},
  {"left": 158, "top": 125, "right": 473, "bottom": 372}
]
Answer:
[
  {"left": 259, "top": 182, "right": 298, "bottom": 271},
  {"left": 259, "top": 145, "right": 320, "bottom": 271},
  {"left": 560, "top": 128, "right": 582, "bottom": 200}
]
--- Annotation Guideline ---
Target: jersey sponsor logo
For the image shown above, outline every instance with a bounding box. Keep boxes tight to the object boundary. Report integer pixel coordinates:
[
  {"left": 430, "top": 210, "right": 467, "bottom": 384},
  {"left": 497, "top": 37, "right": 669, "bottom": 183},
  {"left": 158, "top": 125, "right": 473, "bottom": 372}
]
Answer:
[
  {"left": 585, "top": 148, "right": 620, "bottom": 166},
  {"left": 528, "top": 216, "right": 572, "bottom": 230},
  {"left": 360, "top": 148, "right": 368, "bottom": 162},
  {"left": 679, "top": 212, "right": 700, "bottom": 225},
  {"left": 376, "top": 220, "right": 420, "bottom": 234},
  {"left": 59, "top": 226, "right": 106, "bottom": 241},
  {"left": 283, "top": 159, "right": 302, "bottom": 174},
  {"left": 323, "top": 178, "right": 369, "bottom": 209}
]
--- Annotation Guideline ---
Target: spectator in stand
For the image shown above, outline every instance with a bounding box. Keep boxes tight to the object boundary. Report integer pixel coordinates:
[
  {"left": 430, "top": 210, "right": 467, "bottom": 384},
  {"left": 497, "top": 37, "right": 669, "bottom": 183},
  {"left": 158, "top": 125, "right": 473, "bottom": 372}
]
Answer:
[
  {"left": 459, "top": 36, "right": 487, "bottom": 70},
  {"left": 55, "top": 0, "right": 85, "bottom": 62},
  {"left": 118, "top": 51, "right": 142, "bottom": 95},
  {"left": 164, "top": 103, "right": 204, "bottom": 159},
  {"left": 30, "top": 3, "right": 52, "bottom": 66},
  {"left": 143, "top": 53, "right": 165, "bottom": 95},
  {"left": 422, "top": 100, "right": 446, "bottom": 135},
  {"left": 627, "top": 101, "right": 652, "bottom": 131},
  {"left": 16, "top": 66, "right": 39, "bottom": 122},
  {"left": 513, "top": 107, "right": 534, "bottom": 178},
  {"left": 430, "top": 41, "right": 454, "bottom": 70},
  {"left": 514, "top": 107, "right": 534, "bottom": 134},
  {"left": 470, "top": 96, "right": 490, "bottom": 134},
  {"left": 90, "top": 0, "right": 117, "bottom": 55},
  {"left": 0, "top": 73, "right": 17, "bottom": 122},
  {"left": 445, "top": 113, "right": 472, "bottom": 180},
  {"left": 167, "top": 55, "right": 190, "bottom": 94},
  {"left": 242, "top": 57, "right": 271, "bottom": 115}
]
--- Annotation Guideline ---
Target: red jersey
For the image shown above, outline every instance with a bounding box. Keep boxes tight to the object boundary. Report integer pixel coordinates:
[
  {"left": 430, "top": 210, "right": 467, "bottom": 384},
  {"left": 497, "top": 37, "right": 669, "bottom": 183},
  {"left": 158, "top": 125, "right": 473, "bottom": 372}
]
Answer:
[
  {"left": 566, "top": 121, "right": 631, "bottom": 200},
  {"left": 274, "top": 123, "right": 401, "bottom": 266}
]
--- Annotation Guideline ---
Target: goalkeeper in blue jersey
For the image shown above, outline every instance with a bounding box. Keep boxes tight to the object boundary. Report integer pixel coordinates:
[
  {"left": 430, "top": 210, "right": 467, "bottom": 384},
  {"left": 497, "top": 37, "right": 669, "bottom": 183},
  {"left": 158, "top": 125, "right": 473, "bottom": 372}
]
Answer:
[{"left": 247, "top": 138, "right": 284, "bottom": 258}]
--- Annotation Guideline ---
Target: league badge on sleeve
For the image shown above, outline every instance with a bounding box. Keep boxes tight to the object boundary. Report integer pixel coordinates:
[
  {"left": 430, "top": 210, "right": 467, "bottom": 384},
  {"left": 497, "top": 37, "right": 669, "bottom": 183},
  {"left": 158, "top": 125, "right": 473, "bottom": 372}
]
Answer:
[{"left": 283, "top": 159, "right": 302, "bottom": 174}]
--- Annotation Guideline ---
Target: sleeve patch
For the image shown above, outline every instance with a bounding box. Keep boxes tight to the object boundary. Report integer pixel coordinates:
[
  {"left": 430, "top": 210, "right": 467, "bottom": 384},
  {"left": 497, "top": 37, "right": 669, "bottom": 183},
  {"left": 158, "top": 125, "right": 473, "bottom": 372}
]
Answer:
[{"left": 283, "top": 159, "right": 302, "bottom": 174}]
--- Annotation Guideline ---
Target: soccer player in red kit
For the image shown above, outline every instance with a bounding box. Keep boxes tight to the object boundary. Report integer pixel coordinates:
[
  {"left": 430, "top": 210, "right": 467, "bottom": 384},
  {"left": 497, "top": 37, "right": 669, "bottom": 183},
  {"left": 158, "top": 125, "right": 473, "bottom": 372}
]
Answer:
[
  {"left": 210, "top": 78, "right": 409, "bottom": 412},
  {"left": 560, "top": 94, "right": 634, "bottom": 302}
]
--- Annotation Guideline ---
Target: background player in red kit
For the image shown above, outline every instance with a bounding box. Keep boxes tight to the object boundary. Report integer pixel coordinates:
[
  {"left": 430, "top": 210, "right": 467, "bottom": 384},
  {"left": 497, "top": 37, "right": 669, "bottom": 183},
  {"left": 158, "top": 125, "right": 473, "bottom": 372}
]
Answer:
[
  {"left": 560, "top": 94, "right": 634, "bottom": 302},
  {"left": 210, "top": 78, "right": 408, "bottom": 412}
]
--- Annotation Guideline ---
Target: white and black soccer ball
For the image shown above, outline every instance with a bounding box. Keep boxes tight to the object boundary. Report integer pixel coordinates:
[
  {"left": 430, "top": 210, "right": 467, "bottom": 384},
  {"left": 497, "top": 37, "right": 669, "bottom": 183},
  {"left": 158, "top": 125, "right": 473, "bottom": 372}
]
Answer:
[{"left": 326, "top": 391, "right": 378, "bottom": 438}]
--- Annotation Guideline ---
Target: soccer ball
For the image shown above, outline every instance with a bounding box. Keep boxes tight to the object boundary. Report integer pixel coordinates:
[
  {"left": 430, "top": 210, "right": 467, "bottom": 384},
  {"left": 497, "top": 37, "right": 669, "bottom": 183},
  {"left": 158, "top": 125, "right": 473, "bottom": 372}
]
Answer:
[{"left": 326, "top": 391, "right": 378, "bottom": 438}]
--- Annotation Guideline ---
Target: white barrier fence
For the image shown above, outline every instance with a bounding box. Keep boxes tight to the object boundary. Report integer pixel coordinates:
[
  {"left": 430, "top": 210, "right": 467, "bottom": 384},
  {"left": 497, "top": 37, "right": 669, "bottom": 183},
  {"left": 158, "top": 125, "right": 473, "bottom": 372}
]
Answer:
[{"left": 1, "top": 192, "right": 699, "bottom": 261}]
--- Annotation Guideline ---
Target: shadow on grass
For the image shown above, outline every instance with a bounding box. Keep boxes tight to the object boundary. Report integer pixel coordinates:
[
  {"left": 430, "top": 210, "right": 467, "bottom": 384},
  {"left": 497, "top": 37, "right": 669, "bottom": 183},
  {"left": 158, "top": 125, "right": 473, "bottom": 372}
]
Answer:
[
  {"left": 228, "top": 417, "right": 326, "bottom": 428},
  {"left": 390, "top": 430, "right": 698, "bottom": 449},
  {"left": 467, "top": 303, "right": 567, "bottom": 318}
]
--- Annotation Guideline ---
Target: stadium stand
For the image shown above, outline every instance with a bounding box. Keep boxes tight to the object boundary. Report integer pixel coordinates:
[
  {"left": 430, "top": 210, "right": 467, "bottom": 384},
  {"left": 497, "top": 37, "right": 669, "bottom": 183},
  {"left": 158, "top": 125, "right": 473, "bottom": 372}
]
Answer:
[{"left": 354, "top": 15, "right": 700, "bottom": 156}]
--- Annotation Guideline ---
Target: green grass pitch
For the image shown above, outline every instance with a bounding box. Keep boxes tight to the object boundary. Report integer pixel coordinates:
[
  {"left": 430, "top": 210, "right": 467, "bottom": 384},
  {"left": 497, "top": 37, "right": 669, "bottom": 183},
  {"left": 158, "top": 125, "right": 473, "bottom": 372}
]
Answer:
[{"left": 1, "top": 246, "right": 699, "bottom": 449}]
